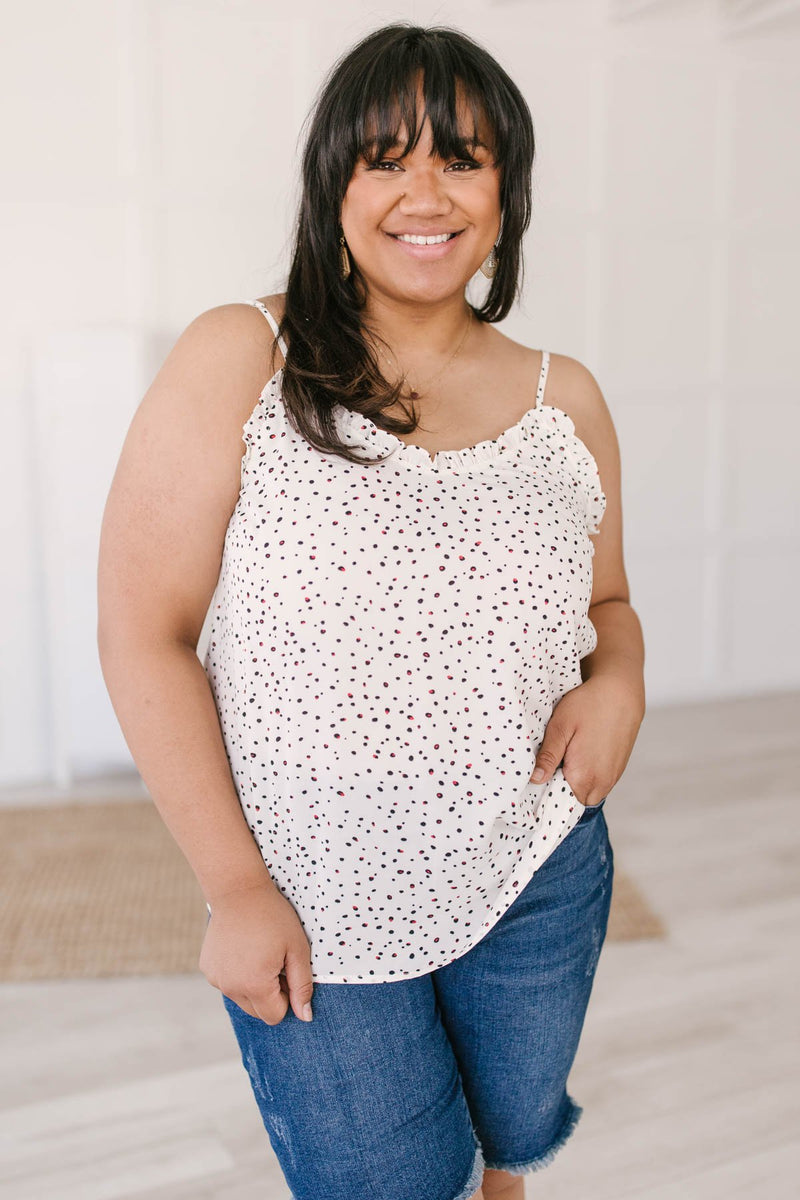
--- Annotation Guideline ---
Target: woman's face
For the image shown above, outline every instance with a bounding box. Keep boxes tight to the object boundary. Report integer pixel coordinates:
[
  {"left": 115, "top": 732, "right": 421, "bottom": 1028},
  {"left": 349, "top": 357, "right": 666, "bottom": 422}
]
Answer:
[{"left": 340, "top": 88, "right": 502, "bottom": 309}]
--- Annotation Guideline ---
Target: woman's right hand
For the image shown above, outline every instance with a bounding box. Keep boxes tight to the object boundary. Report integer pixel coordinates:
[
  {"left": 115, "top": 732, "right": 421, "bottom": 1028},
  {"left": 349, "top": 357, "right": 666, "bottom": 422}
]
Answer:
[{"left": 199, "top": 883, "right": 315, "bottom": 1026}]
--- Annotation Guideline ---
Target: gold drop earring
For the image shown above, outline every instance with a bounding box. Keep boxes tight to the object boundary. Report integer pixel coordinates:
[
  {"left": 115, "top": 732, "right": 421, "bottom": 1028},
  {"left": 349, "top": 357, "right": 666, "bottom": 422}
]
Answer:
[
  {"left": 339, "top": 232, "right": 351, "bottom": 280},
  {"left": 480, "top": 243, "right": 499, "bottom": 279}
]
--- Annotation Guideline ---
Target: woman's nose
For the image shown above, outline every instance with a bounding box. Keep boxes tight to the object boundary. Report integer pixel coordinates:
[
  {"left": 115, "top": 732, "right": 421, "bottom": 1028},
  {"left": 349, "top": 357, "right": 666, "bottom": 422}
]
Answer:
[{"left": 398, "top": 171, "right": 452, "bottom": 213}]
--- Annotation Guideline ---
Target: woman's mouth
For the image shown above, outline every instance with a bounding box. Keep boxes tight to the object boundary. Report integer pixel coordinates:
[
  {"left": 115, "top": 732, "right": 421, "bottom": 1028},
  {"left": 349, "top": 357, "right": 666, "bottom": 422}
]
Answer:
[
  {"left": 393, "top": 232, "right": 459, "bottom": 244},
  {"left": 384, "top": 230, "right": 464, "bottom": 258}
]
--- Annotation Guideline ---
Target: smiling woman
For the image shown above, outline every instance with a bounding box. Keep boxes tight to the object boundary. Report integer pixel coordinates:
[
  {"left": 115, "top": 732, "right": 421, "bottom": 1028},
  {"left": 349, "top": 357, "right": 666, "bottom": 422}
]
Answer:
[
  {"left": 275, "top": 23, "right": 536, "bottom": 461},
  {"left": 98, "top": 19, "right": 645, "bottom": 1200}
]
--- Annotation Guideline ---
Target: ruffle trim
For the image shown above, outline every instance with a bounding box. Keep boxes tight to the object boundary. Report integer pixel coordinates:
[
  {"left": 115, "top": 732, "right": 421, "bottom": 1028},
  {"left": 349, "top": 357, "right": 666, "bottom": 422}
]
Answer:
[
  {"left": 333, "top": 400, "right": 540, "bottom": 470},
  {"left": 334, "top": 401, "right": 608, "bottom": 535},
  {"left": 538, "top": 406, "right": 608, "bottom": 536},
  {"left": 239, "top": 382, "right": 607, "bottom": 537},
  {"left": 239, "top": 369, "right": 284, "bottom": 487}
]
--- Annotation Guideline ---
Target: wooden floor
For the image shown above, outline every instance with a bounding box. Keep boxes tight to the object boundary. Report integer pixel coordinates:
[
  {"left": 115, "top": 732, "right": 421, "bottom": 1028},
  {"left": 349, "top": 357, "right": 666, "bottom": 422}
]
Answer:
[{"left": 1, "top": 692, "right": 798, "bottom": 1199}]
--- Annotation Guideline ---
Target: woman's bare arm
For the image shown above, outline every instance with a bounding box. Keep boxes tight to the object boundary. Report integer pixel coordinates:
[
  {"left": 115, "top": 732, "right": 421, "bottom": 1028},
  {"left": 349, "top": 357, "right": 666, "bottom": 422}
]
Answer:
[{"left": 97, "top": 301, "right": 283, "bottom": 905}]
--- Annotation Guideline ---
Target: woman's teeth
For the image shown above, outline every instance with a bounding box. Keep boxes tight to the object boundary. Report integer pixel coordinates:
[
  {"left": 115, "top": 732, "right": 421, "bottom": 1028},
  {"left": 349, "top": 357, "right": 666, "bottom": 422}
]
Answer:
[{"left": 395, "top": 233, "right": 456, "bottom": 245}]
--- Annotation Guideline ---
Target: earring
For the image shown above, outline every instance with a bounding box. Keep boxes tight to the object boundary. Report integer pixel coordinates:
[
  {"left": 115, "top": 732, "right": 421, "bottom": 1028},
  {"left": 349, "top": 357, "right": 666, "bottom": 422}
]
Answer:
[
  {"left": 480, "top": 244, "right": 498, "bottom": 279},
  {"left": 339, "top": 234, "right": 351, "bottom": 280}
]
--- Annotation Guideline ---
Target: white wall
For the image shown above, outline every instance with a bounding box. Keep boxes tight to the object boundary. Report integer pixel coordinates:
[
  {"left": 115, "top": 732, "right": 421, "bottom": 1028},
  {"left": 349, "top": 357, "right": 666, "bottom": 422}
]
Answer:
[{"left": 2, "top": 0, "right": 799, "bottom": 790}]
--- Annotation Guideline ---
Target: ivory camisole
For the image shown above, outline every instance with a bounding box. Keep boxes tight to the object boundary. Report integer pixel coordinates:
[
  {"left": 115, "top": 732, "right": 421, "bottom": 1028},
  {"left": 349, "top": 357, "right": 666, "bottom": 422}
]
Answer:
[{"left": 203, "top": 299, "right": 607, "bottom": 983}]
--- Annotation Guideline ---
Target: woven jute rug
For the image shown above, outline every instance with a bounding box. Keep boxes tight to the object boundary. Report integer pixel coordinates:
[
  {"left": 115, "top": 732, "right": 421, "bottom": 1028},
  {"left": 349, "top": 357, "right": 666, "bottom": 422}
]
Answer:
[{"left": 0, "top": 799, "right": 665, "bottom": 982}]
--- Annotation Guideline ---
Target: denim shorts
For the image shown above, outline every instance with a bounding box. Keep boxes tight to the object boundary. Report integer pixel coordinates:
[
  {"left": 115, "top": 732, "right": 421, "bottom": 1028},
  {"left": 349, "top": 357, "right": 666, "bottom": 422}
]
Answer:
[{"left": 221, "top": 797, "right": 613, "bottom": 1200}]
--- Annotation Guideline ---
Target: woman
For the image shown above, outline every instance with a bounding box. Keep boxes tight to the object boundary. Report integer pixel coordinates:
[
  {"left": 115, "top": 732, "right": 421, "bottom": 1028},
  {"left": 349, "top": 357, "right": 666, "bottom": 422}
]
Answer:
[{"left": 98, "top": 22, "right": 645, "bottom": 1200}]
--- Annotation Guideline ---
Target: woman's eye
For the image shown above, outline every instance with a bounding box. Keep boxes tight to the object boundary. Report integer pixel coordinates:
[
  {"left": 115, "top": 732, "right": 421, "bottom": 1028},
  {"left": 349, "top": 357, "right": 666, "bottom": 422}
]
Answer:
[{"left": 365, "top": 159, "right": 480, "bottom": 173}]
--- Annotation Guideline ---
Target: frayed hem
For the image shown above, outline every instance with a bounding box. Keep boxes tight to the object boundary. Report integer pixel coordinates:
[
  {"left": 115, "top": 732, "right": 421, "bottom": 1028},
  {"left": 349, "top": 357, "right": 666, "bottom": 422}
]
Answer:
[
  {"left": 450, "top": 1136, "right": 487, "bottom": 1200},
  {"left": 483, "top": 1095, "right": 583, "bottom": 1176}
]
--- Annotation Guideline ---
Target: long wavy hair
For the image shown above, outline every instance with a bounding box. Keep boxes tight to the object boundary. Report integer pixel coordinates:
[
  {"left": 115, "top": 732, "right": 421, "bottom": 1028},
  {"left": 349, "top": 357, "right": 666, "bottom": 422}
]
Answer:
[{"left": 273, "top": 22, "right": 536, "bottom": 465}]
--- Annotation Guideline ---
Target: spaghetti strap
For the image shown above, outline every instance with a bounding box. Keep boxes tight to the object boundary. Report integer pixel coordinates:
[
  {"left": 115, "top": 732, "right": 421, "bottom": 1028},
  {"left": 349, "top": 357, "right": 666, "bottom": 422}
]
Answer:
[
  {"left": 535, "top": 350, "right": 550, "bottom": 409},
  {"left": 243, "top": 298, "right": 289, "bottom": 361}
]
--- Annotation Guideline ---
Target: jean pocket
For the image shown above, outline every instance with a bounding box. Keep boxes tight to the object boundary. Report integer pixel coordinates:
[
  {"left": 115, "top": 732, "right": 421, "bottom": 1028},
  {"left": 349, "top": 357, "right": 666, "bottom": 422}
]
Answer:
[{"left": 577, "top": 795, "right": 607, "bottom": 821}]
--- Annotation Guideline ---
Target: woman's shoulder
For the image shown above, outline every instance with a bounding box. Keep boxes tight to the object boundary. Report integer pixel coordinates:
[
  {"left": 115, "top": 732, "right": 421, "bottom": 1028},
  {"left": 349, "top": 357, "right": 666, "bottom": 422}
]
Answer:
[
  {"left": 490, "top": 327, "right": 613, "bottom": 461},
  {"left": 487, "top": 327, "right": 587, "bottom": 419},
  {"left": 543, "top": 353, "right": 613, "bottom": 452},
  {"left": 158, "top": 296, "right": 288, "bottom": 447},
  {"left": 498, "top": 325, "right": 599, "bottom": 405},
  {"left": 189, "top": 293, "right": 288, "bottom": 377}
]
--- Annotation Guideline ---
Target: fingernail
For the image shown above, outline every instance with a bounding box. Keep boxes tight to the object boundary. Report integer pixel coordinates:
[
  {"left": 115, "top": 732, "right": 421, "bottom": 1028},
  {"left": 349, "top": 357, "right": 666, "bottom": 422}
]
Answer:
[
  {"left": 302, "top": 1003, "right": 313, "bottom": 1022},
  {"left": 532, "top": 767, "right": 545, "bottom": 782}
]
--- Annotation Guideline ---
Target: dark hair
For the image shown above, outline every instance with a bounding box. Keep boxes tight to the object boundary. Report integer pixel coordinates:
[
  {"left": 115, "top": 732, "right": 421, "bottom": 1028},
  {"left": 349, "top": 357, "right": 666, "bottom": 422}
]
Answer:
[{"left": 274, "top": 22, "right": 536, "bottom": 465}]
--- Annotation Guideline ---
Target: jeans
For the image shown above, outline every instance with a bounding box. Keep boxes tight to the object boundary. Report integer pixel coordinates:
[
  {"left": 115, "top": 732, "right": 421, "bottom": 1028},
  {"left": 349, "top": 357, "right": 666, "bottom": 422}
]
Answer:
[{"left": 221, "top": 796, "right": 613, "bottom": 1200}]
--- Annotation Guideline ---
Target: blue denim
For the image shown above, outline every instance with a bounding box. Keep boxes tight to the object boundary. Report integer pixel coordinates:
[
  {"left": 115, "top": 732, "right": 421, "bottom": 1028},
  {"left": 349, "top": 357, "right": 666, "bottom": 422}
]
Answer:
[{"left": 221, "top": 797, "right": 613, "bottom": 1200}]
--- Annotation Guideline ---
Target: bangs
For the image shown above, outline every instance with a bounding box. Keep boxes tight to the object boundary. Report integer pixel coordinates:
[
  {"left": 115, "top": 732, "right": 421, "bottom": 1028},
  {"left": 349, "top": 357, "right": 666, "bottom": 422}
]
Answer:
[{"left": 347, "top": 41, "right": 510, "bottom": 169}]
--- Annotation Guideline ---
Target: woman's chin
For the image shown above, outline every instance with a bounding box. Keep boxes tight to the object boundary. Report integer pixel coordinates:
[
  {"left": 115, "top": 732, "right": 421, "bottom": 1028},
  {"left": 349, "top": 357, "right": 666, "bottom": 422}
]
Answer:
[{"left": 371, "top": 268, "right": 472, "bottom": 306}]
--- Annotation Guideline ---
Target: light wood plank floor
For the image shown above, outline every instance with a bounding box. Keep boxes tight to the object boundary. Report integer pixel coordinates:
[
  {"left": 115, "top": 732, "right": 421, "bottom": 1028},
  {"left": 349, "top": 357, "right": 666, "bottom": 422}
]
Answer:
[{"left": 1, "top": 692, "right": 798, "bottom": 1199}]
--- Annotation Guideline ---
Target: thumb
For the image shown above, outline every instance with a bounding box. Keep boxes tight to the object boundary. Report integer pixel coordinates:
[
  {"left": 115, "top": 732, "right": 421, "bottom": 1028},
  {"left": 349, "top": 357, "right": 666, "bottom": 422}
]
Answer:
[
  {"left": 531, "top": 732, "right": 565, "bottom": 783},
  {"left": 284, "top": 948, "right": 314, "bottom": 1024}
]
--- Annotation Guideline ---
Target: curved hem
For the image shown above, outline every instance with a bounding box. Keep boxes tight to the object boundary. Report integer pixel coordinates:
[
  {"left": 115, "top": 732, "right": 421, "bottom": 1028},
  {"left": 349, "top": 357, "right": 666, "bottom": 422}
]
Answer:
[{"left": 305, "top": 807, "right": 583, "bottom": 984}]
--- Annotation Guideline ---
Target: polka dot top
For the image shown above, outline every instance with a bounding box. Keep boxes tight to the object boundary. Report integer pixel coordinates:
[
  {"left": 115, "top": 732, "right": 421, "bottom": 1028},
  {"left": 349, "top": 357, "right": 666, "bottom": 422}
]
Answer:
[{"left": 203, "top": 298, "right": 607, "bottom": 983}]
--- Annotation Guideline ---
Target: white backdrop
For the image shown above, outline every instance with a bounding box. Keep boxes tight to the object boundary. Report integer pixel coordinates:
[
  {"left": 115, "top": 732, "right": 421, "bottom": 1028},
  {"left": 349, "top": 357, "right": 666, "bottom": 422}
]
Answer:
[{"left": 2, "top": 0, "right": 799, "bottom": 790}]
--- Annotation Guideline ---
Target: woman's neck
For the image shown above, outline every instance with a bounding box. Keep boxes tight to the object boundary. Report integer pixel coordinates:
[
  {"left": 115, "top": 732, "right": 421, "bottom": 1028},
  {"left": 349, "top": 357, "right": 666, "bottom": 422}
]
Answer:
[{"left": 362, "top": 292, "right": 474, "bottom": 362}]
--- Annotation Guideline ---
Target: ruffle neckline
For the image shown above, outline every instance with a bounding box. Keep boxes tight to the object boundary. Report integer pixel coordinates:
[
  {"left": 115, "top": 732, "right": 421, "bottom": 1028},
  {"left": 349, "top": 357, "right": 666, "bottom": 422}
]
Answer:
[{"left": 334, "top": 401, "right": 607, "bottom": 534}]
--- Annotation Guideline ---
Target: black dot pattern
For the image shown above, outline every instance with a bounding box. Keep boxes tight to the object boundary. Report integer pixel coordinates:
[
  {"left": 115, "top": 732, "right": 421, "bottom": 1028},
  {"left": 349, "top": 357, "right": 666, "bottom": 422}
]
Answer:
[{"left": 202, "top": 299, "right": 608, "bottom": 983}]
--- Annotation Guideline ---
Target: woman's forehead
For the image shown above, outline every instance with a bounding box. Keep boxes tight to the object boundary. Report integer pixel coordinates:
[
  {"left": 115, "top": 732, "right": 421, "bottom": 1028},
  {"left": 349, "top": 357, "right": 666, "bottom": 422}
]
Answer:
[{"left": 361, "top": 90, "right": 493, "bottom": 153}]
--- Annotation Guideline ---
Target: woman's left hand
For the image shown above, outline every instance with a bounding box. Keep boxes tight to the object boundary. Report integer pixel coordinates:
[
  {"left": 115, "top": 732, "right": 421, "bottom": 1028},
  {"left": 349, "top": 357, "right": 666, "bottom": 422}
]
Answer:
[{"left": 529, "top": 675, "right": 644, "bottom": 807}]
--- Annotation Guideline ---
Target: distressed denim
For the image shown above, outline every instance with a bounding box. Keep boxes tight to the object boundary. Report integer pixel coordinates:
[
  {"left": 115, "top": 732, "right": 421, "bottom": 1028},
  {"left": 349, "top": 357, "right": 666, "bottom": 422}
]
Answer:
[{"left": 221, "top": 796, "right": 613, "bottom": 1200}]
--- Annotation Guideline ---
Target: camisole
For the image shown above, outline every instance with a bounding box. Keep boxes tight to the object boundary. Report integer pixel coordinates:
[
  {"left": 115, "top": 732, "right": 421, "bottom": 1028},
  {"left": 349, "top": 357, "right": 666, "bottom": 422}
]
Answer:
[{"left": 203, "top": 298, "right": 607, "bottom": 983}]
